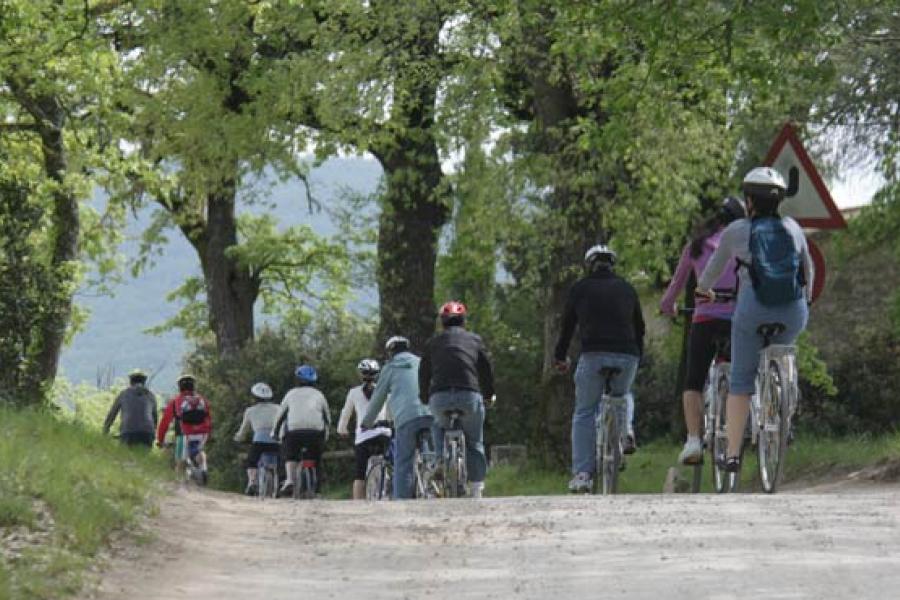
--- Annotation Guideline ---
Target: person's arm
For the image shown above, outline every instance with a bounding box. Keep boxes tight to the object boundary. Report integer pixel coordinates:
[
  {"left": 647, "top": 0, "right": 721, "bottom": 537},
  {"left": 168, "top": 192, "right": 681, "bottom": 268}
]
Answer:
[
  {"left": 336, "top": 391, "right": 354, "bottom": 436},
  {"left": 321, "top": 393, "right": 331, "bottom": 428},
  {"left": 418, "top": 344, "right": 432, "bottom": 404},
  {"left": 553, "top": 285, "right": 579, "bottom": 362},
  {"left": 698, "top": 223, "right": 738, "bottom": 291},
  {"left": 204, "top": 396, "right": 212, "bottom": 433},
  {"left": 659, "top": 243, "right": 693, "bottom": 316},
  {"left": 156, "top": 400, "right": 175, "bottom": 446},
  {"left": 272, "top": 399, "right": 288, "bottom": 439},
  {"left": 102, "top": 392, "right": 123, "bottom": 435},
  {"left": 475, "top": 336, "right": 495, "bottom": 399},
  {"left": 798, "top": 226, "right": 815, "bottom": 303},
  {"left": 634, "top": 290, "right": 646, "bottom": 358},
  {"left": 233, "top": 408, "right": 251, "bottom": 442},
  {"left": 150, "top": 393, "right": 159, "bottom": 428},
  {"left": 362, "top": 366, "right": 391, "bottom": 429}
]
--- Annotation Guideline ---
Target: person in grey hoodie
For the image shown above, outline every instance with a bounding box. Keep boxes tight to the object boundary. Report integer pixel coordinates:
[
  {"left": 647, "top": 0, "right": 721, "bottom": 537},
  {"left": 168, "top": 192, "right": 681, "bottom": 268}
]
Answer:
[
  {"left": 361, "top": 336, "right": 433, "bottom": 500},
  {"left": 103, "top": 369, "right": 158, "bottom": 448}
]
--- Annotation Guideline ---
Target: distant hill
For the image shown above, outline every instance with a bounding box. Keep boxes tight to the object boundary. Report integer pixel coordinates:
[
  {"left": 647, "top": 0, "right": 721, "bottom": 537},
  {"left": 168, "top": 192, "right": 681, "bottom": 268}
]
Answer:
[{"left": 60, "top": 157, "right": 383, "bottom": 388}]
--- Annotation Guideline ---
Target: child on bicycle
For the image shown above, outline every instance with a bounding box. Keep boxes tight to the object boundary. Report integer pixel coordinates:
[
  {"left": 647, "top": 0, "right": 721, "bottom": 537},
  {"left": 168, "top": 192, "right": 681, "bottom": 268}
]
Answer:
[
  {"left": 697, "top": 167, "right": 813, "bottom": 472},
  {"left": 660, "top": 196, "right": 747, "bottom": 464},
  {"left": 338, "top": 359, "right": 392, "bottom": 500},
  {"left": 233, "top": 382, "right": 280, "bottom": 496},
  {"left": 272, "top": 365, "right": 330, "bottom": 497},
  {"left": 361, "top": 336, "right": 433, "bottom": 500},
  {"left": 157, "top": 374, "right": 212, "bottom": 484}
]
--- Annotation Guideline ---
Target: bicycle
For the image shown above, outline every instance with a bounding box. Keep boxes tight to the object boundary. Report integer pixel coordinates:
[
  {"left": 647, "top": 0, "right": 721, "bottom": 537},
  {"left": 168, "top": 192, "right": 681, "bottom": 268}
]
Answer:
[
  {"left": 440, "top": 410, "right": 468, "bottom": 498},
  {"left": 163, "top": 438, "right": 208, "bottom": 486},
  {"left": 365, "top": 435, "right": 394, "bottom": 501},
  {"left": 594, "top": 367, "right": 628, "bottom": 495},
  {"left": 292, "top": 447, "right": 318, "bottom": 500},
  {"left": 413, "top": 427, "right": 440, "bottom": 499},
  {"left": 256, "top": 452, "right": 279, "bottom": 500}
]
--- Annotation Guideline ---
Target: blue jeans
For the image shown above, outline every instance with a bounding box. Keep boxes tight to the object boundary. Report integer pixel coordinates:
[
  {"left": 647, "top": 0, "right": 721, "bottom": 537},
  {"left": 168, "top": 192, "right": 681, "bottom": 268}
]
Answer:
[
  {"left": 572, "top": 352, "right": 639, "bottom": 475},
  {"left": 429, "top": 389, "right": 487, "bottom": 483},
  {"left": 393, "top": 415, "right": 434, "bottom": 500},
  {"left": 730, "top": 293, "right": 808, "bottom": 394}
]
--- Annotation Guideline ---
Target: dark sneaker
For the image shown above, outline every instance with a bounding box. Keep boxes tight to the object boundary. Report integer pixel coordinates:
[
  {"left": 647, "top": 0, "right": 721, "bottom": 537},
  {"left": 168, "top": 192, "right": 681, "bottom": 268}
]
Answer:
[
  {"left": 718, "top": 456, "right": 741, "bottom": 473},
  {"left": 277, "top": 482, "right": 294, "bottom": 498},
  {"left": 623, "top": 434, "right": 637, "bottom": 455},
  {"left": 245, "top": 483, "right": 258, "bottom": 496}
]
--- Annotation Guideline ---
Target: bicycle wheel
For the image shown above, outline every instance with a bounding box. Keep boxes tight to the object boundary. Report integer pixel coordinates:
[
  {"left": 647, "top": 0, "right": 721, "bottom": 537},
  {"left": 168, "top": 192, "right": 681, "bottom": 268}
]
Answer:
[
  {"left": 365, "top": 457, "right": 388, "bottom": 500},
  {"left": 445, "top": 437, "right": 466, "bottom": 498},
  {"left": 600, "top": 408, "right": 621, "bottom": 495},
  {"left": 257, "top": 468, "right": 267, "bottom": 500},
  {"left": 758, "top": 360, "right": 788, "bottom": 493},
  {"left": 711, "top": 368, "right": 737, "bottom": 493},
  {"left": 690, "top": 463, "right": 703, "bottom": 493}
]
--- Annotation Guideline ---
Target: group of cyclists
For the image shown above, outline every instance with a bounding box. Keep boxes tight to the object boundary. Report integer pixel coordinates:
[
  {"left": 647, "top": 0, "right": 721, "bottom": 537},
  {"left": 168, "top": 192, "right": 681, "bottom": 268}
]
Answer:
[{"left": 104, "top": 164, "right": 812, "bottom": 496}]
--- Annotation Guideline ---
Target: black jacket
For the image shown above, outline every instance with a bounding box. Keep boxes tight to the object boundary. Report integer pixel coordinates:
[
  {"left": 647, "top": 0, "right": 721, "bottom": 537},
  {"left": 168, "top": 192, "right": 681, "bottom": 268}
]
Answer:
[
  {"left": 419, "top": 326, "right": 495, "bottom": 401},
  {"left": 554, "top": 269, "right": 645, "bottom": 361}
]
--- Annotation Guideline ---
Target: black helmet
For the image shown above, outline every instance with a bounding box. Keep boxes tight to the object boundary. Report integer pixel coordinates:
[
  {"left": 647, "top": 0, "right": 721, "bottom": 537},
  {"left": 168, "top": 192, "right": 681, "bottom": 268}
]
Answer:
[{"left": 720, "top": 196, "right": 747, "bottom": 223}]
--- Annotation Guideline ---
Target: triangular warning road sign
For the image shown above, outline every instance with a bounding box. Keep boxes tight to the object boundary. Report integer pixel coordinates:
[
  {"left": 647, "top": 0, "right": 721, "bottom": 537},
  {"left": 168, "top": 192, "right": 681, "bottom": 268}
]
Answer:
[{"left": 763, "top": 123, "right": 847, "bottom": 229}]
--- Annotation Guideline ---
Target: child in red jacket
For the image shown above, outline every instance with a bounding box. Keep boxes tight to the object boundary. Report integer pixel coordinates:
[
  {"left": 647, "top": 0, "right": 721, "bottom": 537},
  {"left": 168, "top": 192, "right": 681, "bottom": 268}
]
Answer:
[{"left": 157, "top": 374, "right": 212, "bottom": 483}]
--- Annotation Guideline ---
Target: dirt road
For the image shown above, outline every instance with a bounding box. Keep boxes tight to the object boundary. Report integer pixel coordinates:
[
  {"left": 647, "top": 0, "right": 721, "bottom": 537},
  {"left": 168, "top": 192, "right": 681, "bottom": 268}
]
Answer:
[{"left": 86, "top": 485, "right": 900, "bottom": 600}]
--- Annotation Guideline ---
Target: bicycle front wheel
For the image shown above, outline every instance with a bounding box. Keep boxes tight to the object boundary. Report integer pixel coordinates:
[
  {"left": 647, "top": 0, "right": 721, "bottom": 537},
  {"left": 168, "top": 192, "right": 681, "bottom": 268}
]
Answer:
[
  {"left": 758, "top": 360, "right": 788, "bottom": 493},
  {"left": 365, "top": 457, "right": 390, "bottom": 500}
]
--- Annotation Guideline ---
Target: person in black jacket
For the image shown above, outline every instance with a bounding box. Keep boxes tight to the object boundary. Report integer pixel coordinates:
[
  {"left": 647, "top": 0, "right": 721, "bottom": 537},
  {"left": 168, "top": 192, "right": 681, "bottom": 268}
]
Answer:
[
  {"left": 420, "top": 301, "right": 495, "bottom": 499},
  {"left": 554, "top": 244, "right": 645, "bottom": 493}
]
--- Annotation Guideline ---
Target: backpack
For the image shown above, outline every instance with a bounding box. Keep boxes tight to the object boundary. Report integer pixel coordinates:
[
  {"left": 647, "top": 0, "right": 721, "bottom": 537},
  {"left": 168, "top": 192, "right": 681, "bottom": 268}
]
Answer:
[
  {"left": 178, "top": 394, "right": 208, "bottom": 425},
  {"left": 744, "top": 217, "right": 804, "bottom": 306}
]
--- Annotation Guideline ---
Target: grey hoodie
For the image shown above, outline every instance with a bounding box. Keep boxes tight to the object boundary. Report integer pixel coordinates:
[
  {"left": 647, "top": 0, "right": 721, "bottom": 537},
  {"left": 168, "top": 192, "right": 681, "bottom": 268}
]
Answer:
[
  {"left": 362, "top": 352, "right": 431, "bottom": 429},
  {"left": 103, "top": 385, "right": 158, "bottom": 435}
]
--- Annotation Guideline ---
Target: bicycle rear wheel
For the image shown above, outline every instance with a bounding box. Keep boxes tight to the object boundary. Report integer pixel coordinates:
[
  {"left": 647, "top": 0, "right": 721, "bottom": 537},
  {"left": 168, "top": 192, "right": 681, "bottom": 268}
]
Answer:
[
  {"left": 365, "top": 457, "right": 390, "bottom": 500},
  {"left": 758, "top": 360, "right": 788, "bottom": 493},
  {"left": 710, "top": 368, "right": 739, "bottom": 493},
  {"left": 300, "top": 466, "right": 317, "bottom": 499},
  {"left": 445, "top": 437, "right": 467, "bottom": 498},
  {"left": 257, "top": 468, "right": 267, "bottom": 500},
  {"left": 600, "top": 408, "right": 621, "bottom": 495}
]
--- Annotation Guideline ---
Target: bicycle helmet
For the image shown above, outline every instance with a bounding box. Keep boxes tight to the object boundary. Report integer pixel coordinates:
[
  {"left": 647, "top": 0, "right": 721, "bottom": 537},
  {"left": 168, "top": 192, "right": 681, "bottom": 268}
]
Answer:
[
  {"left": 129, "top": 368, "right": 148, "bottom": 385},
  {"left": 720, "top": 195, "right": 747, "bottom": 223},
  {"left": 742, "top": 167, "right": 787, "bottom": 201},
  {"left": 439, "top": 301, "right": 467, "bottom": 326},
  {"left": 250, "top": 382, "right": 274, "bottom": 401},
  {"left": 357, "top": 358, "right": 380, "bottom": 380},
  {"left": 177, "top": 373, "right": 196, "bottom": 391},
  {"left": 384, "top": 335, "right": 410, "bottom": 355},
  {"left": 584, "top": 244, "right": 616, "bottom": 267},
  {"left": 295, "top": 364, "right": 318, "bottom": 385}
]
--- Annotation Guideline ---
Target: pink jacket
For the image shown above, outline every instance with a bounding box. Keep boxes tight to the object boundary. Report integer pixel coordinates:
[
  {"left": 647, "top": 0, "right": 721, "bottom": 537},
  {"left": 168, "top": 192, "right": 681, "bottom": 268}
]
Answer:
[{"left": 660, "top": 230, "right": 737, "bottom": 323}]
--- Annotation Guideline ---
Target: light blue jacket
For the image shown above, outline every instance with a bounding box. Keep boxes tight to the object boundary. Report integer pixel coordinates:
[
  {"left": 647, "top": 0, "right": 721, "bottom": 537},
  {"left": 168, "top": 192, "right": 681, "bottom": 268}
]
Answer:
[{"left": 362, "top": 352, "right": 431, "bottom": 429}]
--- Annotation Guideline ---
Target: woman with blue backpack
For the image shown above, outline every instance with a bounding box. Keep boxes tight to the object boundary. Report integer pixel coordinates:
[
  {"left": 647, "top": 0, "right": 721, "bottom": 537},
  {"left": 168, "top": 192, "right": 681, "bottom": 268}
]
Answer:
[{"left": 697, "top": 166, "right": 814, "bottom": 473}]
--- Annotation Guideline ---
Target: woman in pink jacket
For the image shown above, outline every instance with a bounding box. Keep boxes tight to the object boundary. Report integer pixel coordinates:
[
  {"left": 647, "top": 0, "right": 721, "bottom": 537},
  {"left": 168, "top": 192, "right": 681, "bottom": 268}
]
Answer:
[{"left": 660, "top": 197, "right": 746, "bottom": 464}]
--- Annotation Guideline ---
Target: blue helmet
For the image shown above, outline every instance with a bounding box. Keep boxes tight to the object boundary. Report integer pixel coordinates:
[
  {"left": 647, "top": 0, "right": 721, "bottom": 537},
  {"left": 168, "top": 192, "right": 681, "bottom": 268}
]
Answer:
[{"left": 295, "top": 364, "right": 318, "bottom": 384}]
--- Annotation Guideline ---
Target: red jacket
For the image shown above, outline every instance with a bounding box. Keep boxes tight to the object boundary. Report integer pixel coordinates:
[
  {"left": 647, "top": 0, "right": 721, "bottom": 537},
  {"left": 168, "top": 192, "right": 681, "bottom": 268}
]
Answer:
[{"left": 157, "top": 392, "right": 212, "bottom": 445}]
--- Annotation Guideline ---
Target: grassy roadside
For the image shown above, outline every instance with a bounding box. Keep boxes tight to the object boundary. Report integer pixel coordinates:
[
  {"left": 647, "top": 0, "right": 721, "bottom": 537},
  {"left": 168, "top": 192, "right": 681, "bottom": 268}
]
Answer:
[
  {"left": 485, "top": 433, "right": 900, "bottom": 496},
  {"left": 0, "top": 408, "right": 170, "bottom": 600}
]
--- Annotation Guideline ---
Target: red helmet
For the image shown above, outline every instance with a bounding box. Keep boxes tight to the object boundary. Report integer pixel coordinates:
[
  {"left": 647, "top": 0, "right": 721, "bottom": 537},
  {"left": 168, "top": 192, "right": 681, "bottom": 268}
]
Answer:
[{"left": 439, "top": 301, "right": 467, "bottom": 324}]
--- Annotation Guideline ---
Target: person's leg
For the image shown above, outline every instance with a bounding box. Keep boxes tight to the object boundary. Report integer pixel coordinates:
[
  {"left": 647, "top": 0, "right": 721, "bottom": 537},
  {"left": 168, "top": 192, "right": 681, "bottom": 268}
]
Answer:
[
  {"left": 353, "top": 442, "right": 369, "bottom": 500},
  {"left": 728, "top": 303, "right": 764, "bottom": 461},
  {"left": 572, "top": 354, "right": 603, "bottom": 476},
  {"left": 392, "top": 419, "right": 418, "bottom": 500},
  {"left": 456, "top": 391, "right": 487, "bottom": 487},
  {"left": 429, "top": 391, "right": 451, "bottom": 463},
  {"left": 281, "top": 432, "right": 298, "bottom": 487}
]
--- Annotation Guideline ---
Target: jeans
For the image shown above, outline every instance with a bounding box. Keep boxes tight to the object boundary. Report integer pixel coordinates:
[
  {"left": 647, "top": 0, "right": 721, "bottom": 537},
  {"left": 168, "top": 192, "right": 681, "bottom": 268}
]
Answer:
[
  {"left": 572, "top": 352, "right": 639, "bottom": 475},
  {"left": 730, "top": 293, "right": 808, "bottom": 394},
  {"left": 393, "top": 415, "right": 434, "bottom": 500},
  {"left": 429, "top": 389, "right": 487, "bottom": 483},
  {"left": 120, "top": 431, "right": 154, "bottom": 448}
]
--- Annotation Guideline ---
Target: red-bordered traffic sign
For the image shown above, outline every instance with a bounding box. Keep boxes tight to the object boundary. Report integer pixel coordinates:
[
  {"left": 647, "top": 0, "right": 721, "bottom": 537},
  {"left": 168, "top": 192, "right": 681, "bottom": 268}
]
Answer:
[
  {"left": 764, "top": 123, "right": 847, "bottom": 230},
  {"left": 807, "top": 236, "right": 826, "bottom": 303}
]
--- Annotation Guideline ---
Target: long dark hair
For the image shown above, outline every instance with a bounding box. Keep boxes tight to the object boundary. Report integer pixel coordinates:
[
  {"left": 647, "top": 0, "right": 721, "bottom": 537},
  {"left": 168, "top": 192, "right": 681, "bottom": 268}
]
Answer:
[{"left": 689, "top": 196, "right": 746, "bottom": 258}]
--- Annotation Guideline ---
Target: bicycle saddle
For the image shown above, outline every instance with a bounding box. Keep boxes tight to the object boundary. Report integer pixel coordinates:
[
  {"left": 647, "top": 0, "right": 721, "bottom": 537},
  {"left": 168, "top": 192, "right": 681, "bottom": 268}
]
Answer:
[
  {"left": 444, "top": 409, "right": 464, "bottom": 418},
  {"left": 757, "top": 323, "right": 786, "bottom": 339},
  {"left": 599, "top": 367, "right": 622, "bottom": 378}
]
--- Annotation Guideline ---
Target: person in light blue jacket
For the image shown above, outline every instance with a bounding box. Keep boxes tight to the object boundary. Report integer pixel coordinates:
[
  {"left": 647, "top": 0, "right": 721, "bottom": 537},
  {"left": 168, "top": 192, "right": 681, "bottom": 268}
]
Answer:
[{"left": 361, "top": 336, "right": 433, "bottom": 499}]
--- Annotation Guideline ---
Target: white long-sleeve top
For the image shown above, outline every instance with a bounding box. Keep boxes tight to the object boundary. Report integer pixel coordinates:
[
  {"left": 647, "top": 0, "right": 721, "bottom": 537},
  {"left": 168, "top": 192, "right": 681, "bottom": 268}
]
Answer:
[
  {"left": 233, "top": 402, "right": 279, "bottom": 444},
  {"left": 272, "top": 386, "right": 330, "bottom": 438},
  {"left": 337, "top": 385, "right": 391, "bottom": 444}
]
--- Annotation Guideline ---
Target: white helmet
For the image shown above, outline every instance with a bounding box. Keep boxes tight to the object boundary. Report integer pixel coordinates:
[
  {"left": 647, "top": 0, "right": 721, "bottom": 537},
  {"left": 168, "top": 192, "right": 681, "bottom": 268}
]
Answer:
[
  {"left": 250, "top": 382, "right": 273, "bottom": 401},
  {"left": 385, "top": 335, "right": 410, "bottom": 354},
  {"left": 742, "top": 167, "right": 787, "bottom": 201},
  {"left": 357, "top": 358, "right": 380, "bottom": 379},
  {"left": 584, "top": 244, "right": 616, "bottom": 267}
]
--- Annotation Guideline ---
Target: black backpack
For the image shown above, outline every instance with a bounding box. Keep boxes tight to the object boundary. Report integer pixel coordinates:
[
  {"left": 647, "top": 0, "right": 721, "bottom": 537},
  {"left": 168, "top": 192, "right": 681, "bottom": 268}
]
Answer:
[{"left": 178, "top": 394, "right": 208, "bottom": 425}]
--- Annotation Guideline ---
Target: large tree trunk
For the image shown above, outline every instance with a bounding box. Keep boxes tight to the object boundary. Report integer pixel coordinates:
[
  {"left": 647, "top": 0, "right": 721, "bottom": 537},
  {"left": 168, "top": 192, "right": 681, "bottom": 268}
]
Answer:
[{"left": 373, "top": 139, "right": 447, "bottom": 352}]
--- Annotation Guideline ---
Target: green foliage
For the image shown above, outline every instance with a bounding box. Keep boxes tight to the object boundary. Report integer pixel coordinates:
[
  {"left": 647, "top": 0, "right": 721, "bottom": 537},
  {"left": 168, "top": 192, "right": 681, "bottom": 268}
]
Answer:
[{"left": 0, "top": 407, "right": 169, "bottom": 599}]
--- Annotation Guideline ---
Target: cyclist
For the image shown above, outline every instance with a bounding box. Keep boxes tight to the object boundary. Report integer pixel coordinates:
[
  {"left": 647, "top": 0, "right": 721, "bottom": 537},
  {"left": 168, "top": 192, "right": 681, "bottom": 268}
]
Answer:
[
  {"left": 338, "top": 359, "right": 392, "bottom": 500},
  {"left": 103, "top": 368, "right": 158, "bottom": 448},
  {"left": 233, "top": 382, "right": 280, "bottom": 496},
  {"left": 660, "top": 196, "right": 747, "bottom": 464},
  {"left": 419, "top": 302, "right": 495, "bottom": 499},
  {"left": 157, "top": 374, "right": 212, "bottom": 484},
  {"left": 272, "top": 365, "right": 330, "bottom": 497},
  {"left": 697, "top": 167, "right": 814, "bottom": 472},
  {"left": 361, "top": 336, "right": 433, "bottom": 500},
  {"left": 554, "top": 244, "right": 645, "bottom": 493}
]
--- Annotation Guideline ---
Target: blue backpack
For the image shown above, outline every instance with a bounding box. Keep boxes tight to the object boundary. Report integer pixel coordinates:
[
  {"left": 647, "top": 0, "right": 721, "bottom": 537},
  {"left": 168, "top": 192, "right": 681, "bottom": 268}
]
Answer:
[{"left": 744, "top": 217, "right": 804, "bottom": 306}]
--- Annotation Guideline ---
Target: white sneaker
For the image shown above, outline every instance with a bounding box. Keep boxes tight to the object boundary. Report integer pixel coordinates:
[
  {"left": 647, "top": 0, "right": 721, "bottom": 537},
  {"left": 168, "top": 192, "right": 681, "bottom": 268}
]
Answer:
[
  {"left": 568, "top": 472, "right": 593, "bottom": 493},
  {"left": 471, "top": 482, "right": 484, "bottom": 499},
  {"left": 679, "top": 437, "right": 703, "bottom": 465}
]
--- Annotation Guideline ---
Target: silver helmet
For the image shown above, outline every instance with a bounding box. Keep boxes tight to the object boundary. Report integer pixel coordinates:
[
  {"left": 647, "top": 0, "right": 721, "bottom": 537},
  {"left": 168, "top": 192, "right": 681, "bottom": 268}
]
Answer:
[
  {"left": 584, "top": 244, "right": 617, "bottom": 267},
  {"left": 356, "top": 358, "right": 381, "bottom": 379},
  {"left": 742, "top": 167, "right": 787, "bottom": 201}
]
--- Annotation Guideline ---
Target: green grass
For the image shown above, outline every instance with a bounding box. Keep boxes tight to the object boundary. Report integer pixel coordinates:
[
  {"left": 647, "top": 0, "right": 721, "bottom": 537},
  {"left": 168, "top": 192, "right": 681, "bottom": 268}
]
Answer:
[
  {"left": 485, "top": 433, "right": 900, "bottom": 496},
  {"left": 0, "top": 407, "right": 171, "bottom": 599}
]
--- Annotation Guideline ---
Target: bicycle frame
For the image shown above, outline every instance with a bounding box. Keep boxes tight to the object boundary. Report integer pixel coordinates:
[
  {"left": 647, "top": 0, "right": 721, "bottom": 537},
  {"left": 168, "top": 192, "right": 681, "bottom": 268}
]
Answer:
[{"left": 595, "top": 393, "right": 627, "bottom": 495}]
